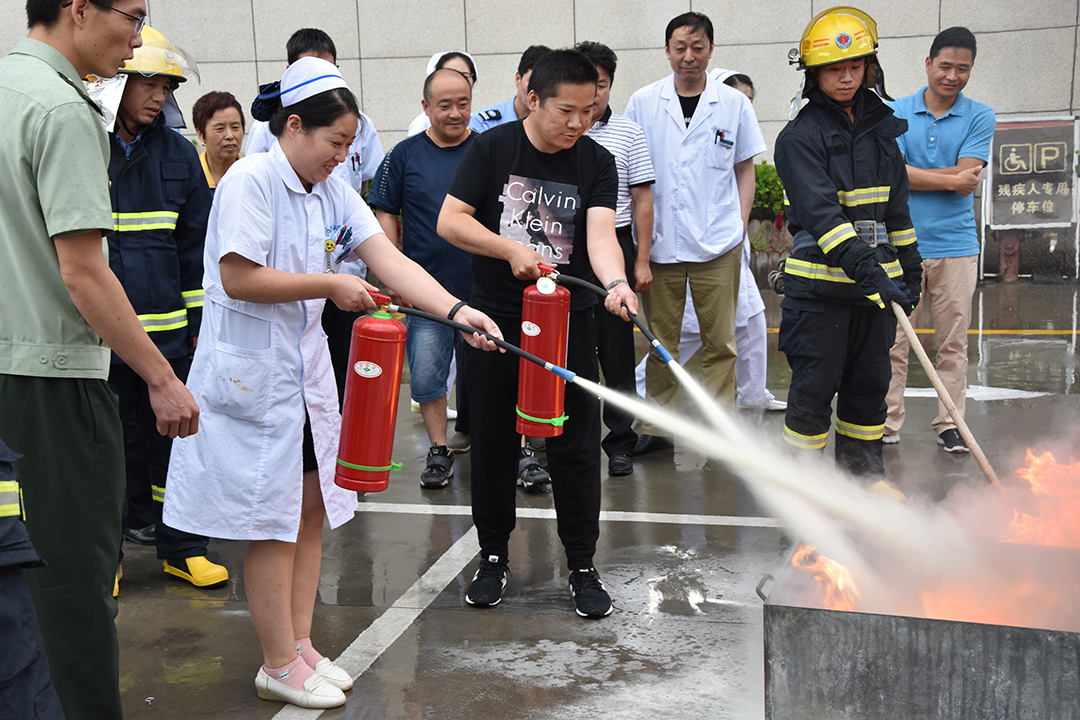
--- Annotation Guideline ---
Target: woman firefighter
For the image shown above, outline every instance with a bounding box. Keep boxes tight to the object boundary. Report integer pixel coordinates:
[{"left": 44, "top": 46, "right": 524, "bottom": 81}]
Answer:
[{"left": 774, "top": 7, "right": 922, "bottom": 488}]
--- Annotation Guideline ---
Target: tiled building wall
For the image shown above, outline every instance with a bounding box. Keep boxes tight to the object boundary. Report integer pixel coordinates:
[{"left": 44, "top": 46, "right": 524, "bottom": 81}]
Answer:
[{"left": 2, "top": 1, "right": 1077, "bottom": 159}]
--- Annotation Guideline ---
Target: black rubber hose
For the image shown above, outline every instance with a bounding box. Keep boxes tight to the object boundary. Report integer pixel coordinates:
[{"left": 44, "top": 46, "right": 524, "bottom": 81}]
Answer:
[
  {"left": 384, "top": 305, "right": 578, "bottom": 382},
  {"left": 552, "top": 274, "right": 674, "bottom": 363}
]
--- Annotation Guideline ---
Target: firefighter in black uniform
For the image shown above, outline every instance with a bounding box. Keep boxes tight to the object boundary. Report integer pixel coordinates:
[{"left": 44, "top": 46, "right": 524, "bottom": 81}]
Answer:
[
  {"left": 774, "top": 7, "right": 921, "bottom": 484},
  {"left": 99, "top": 26, "right": 227, "bottom": 588},
  {"left": 0, "top": 438, "right": 63, "bottom": 719}
]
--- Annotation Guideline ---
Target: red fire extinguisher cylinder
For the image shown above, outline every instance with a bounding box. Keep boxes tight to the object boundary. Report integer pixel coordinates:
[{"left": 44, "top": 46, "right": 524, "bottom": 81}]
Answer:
[
  {"left": 336, "top": 293, "right": 406, "bottom": 492},
  {"left": 517, "top": 276, "right": 570, "bottom": 437}
]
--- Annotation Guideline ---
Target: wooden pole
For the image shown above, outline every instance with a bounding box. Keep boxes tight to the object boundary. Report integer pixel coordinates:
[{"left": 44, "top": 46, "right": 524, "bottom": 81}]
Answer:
[{"left": 891, "top": 302, "right": 1002, "bottom": 489}]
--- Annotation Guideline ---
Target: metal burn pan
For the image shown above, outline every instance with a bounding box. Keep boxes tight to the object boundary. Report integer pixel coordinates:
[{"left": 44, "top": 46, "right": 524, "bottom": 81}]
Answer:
[{"left": 760, "top": 544, "right": 1080, "bottom": 720}]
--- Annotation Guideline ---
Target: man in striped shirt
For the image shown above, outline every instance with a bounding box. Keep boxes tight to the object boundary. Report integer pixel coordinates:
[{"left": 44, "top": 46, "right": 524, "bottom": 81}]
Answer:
[{"left": 577, "top": 41, "right": 656, "bottom": 478}]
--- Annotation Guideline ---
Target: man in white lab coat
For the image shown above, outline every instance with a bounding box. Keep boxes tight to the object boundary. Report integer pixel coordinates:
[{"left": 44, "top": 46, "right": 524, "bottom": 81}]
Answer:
[{"left": 625, "top": 11, "right": 765, "bottom": 454}]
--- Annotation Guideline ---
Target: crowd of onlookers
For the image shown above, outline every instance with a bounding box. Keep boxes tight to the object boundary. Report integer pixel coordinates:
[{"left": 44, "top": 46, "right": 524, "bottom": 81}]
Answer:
[{"left": 0, "top": 2, "right": 993, "bottom": 715}]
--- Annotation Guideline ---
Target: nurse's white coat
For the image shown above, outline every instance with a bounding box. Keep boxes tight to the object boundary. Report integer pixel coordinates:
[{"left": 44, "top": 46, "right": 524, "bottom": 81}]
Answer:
[{"left": 165, "top": 142, "right": 382, "bottom": 542}]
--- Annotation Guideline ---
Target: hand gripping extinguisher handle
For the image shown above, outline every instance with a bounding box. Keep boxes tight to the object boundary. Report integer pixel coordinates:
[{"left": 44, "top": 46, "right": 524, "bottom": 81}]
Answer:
[
  {"left": 368, "top": 291, "right": 392, "bottom": 307},
  {"left": 387, "top": 304, "right": 578, "bottom": 383},
  {"left": 546, "top": 273, "right": 674, "bottom": 364}
]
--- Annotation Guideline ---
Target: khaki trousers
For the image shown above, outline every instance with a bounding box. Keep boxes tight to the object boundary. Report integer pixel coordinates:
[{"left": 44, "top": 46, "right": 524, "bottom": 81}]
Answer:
[
  {"left": 642, "top": 246, "right": 741, "bottom": 435},
  {"left": 885, "top": 255, "right": 978, "bottom": 436}
]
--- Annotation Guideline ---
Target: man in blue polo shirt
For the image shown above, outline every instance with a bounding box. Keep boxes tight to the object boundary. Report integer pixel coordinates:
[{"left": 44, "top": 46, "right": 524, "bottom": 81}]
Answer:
[
  {"left": 884, "top": 27, "right": 995, "bottom": 453},
  {"left": 369, "top": 68, "right": 476, "bottom": 489},
  {"left": 468, "top": 45, "right": 549, "bottom": 132}
]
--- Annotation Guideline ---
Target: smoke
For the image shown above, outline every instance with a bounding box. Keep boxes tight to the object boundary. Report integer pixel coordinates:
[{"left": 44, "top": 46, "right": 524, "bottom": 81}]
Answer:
[{"left": 577, "top": 368, "right": 1080, "bottom": 631}]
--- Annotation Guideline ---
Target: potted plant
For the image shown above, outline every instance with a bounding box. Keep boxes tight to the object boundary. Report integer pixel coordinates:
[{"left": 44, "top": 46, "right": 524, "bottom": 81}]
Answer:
[{"left": 748, "top": 160, "right": 792, "bottom": 285}]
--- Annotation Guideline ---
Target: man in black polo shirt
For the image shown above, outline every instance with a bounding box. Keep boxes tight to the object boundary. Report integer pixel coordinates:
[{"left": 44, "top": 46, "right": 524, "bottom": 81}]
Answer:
[{"left": 438, "top": 49, "right": 637, "bottom": 618}]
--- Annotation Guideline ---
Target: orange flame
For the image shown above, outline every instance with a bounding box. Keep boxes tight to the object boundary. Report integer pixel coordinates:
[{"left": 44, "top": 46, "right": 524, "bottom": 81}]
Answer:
[
  {"left": 1001, "top": 449, "right": 1080, "bottom": 549},
  {"left": 920, "top": 449, "right": 1080, "bottom": 629},
  {"left": 790, "top": 544, "right": 860, "bottom": 611},
  {"left": 785, "top": 451, "right": 1080, "bottom": 632}
]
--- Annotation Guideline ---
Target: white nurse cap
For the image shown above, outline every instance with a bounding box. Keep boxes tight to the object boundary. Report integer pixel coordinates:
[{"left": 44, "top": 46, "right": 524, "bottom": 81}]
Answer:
[{"left": 279, "top": 56, "right": 349, "bottom": 107}]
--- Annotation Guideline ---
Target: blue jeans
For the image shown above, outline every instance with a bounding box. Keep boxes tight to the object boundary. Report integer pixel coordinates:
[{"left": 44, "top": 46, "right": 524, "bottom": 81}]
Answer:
[{"left": 406, "top": 315, "right": 455, "bottom": 404}]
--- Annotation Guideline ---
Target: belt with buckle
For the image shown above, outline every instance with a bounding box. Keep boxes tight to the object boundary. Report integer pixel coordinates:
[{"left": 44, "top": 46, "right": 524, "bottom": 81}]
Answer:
[{"left": 853, "top": 220, "right": 887, "bottom": 247}]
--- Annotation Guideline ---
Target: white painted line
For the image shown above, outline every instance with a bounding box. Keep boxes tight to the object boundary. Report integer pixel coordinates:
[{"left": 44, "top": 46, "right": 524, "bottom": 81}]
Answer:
[
  {"left": 597, "top": 510, "right": 781, "bottom": 527},
  {"left": 903, "top": 385, "right": 1050, "bottom": 400},
  {"left": 355, "top": 502, "right": 472, "bottom": 516},
  {"left": 355, "top": 502, "right": 782, "bottom": 528},
  {"left": 271, "top": 526, "right": 479, "bottom": 720}
]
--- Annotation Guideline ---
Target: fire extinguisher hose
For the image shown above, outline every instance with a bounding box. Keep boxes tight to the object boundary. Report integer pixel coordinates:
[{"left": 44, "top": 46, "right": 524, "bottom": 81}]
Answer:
[
  {"left": 385, "top": 304, "right": 579, "bottom": 383},
  {"left": 546, "top": 274, "right": 674, "bottom": 364}
]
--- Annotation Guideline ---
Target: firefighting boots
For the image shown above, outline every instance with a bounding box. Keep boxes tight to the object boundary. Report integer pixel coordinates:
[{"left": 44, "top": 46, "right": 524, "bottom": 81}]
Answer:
[{"left": 163, "top": 556, "right": 229, "bottom": 587}]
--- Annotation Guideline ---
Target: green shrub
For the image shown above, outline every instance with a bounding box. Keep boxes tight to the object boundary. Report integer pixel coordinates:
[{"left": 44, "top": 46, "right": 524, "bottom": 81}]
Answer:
[
  {"left": 749, "top": 161, "right": 789, "bottom": 252},
  {"left": 754, "top": 160, "right": 784, "bottom": 218}
]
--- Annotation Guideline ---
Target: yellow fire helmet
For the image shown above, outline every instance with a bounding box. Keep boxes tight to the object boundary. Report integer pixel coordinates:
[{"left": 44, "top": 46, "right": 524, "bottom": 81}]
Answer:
[
  {"left": 120, "top": 26, "right": 198, "bottom": 84},
  {"left": 792, "top": 6, "right": 878, "bottom": 70},
  {"left": 786, "top": 6, "right": 891, "bottom": 119}
]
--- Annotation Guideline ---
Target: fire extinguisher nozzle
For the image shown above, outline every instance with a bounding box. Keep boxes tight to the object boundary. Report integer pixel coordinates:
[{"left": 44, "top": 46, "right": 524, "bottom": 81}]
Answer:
[{"left": 551, "top": 366, "right": 576, "bottom": 382}]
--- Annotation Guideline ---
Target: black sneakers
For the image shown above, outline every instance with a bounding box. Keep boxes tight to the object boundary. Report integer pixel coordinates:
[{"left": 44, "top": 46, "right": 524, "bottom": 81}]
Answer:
[
  {"left": 465, "top": 555, "right": 509, "bottom": 607},
  {"left": 569, "top": 568, "right": 613, "bottom": 618},
  {"left": 937, "top": 428, "right": 970, "bottom": 454},
  {"left": 517, "top": 447, "right": 551, "bottom": 491},
  {"left": 420, "top": 445, "right": 454, "bottom": 489}
]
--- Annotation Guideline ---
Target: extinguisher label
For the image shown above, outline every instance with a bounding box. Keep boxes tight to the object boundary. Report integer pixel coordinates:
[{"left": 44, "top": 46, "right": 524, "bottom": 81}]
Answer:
[
  {"left": 354, "top": 361, "right": 383, "bottom": 379},
  {"left": 521, "top": 321, "right": 541, "bottom": 337}
]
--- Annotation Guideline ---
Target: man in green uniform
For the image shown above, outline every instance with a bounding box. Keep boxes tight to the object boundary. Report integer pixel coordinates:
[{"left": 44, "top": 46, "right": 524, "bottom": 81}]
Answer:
[{"left": 0, "top": 2, "right": 199, "bottom": 717}]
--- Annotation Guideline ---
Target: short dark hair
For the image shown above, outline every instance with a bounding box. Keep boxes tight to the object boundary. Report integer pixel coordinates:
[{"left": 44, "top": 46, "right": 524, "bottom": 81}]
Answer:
[
  {"left": 192, "top": 91, "right": 246, "bottom": 136},
  {"left": 27, "top": 0, "right": 114, "bottom": 29},
  {"left": 930, "top": 26, "right": 977, "bottom": 62},
  {"left": 423, "top": 67, "right": 472, "bottom": 103},
  {"left": 723, "top": 73, "right": 754, "bottom": 91},
  {"left": 267, "top": 87, "right": 360, "bottom": 138},
  {"left": 435, "top": 51, "right": 477, "bottom": 84},
  {"left": 527, "top": 49, "right": 598, "bottom": 105},
  {"left": 575, "top": 41, "right": 618, "bottom": 83},
  {"left": 517, "top": 45, "right": 552, "bottom": 77},
  {"left": 665, "top": 12, "right": 713, "bottom": 46},
  {"left": 286, "top": 28, "right": 337, "bottom": 65}
]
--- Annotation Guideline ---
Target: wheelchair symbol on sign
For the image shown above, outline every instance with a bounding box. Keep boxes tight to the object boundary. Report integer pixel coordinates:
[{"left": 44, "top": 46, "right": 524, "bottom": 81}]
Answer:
[{"left": 1001, "top": 144, "right": 1030, "bottom": 174}]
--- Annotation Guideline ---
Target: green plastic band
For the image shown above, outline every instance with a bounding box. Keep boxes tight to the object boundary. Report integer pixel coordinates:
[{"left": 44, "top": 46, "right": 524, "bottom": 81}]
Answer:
[
  {"left": 371, "top": 310, "right": 392, "bottom": 319},
  {"left": 336, "top": 457, "right": 403, "bottom": 472},
  {"left": 515, "top": 407, "right": 568, "bottom": 427}
]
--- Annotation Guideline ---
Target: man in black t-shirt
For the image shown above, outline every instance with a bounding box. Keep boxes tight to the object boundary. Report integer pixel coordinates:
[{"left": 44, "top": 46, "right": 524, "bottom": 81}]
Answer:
[{"left": 438, "top": 49, "right": 637, "bottom": 619}]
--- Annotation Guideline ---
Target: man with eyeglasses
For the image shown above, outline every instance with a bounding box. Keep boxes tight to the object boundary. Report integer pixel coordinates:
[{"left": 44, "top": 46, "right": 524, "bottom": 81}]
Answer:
[
  {"left": 66, "top": 0, "right": 148, "bottom": 33},
  {"left": 0, "top": 2, "right": 198, "bottom": 718}
]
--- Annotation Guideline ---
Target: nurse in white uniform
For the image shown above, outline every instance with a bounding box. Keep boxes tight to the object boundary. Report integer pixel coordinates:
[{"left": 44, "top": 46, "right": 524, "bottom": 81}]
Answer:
[{"left": 164, "top": 57, "right": 501, "bottom": 710}]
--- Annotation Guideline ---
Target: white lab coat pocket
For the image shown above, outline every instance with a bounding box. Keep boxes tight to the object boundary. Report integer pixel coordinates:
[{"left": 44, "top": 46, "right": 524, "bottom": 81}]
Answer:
[
  {"left": 205, "top": 341, "right": 273, "bottom": 423},
  {"left": 706, "top": 141, "right": 734, "bottom": 170}
]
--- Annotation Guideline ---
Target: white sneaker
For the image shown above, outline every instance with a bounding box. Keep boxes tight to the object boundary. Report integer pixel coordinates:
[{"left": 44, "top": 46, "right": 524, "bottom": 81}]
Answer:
[
  {"left": 882, "top": 434, "right": 899, "bottom": 445},
  {"left": 738, "top": 399, "right": 787, "bottom": 412},
  {"left": 312, "top": 657, "right": 353, "bottom": 691},
  {"left": 255, "top": 666, "right": 346, "bottom": 708}
]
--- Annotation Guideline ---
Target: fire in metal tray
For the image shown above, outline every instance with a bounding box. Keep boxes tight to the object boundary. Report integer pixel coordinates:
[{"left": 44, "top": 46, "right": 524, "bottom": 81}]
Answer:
[{"left": 786, "top": 449, "right": 1080, "bottom": 633}]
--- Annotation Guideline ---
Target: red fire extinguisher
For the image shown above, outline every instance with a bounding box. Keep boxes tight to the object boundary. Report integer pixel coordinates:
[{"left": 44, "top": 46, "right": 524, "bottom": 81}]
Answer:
[
  {"left": 517, "top": 267, "right": 570, "bottom": 437},
  {"left": 336, "top": 292, "right": 406, "bottom": 493}
]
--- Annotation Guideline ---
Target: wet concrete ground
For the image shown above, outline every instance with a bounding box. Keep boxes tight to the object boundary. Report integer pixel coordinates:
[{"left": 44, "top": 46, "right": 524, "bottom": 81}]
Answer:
[{"left": 114, "top": 282, "right": 1080, "bottom": 719}]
